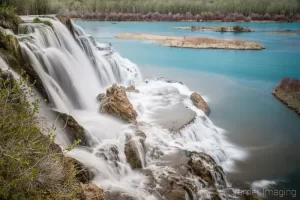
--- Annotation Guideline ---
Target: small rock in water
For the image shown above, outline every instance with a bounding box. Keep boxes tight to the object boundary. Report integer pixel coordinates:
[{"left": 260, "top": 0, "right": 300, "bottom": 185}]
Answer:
[
  {"left": 96, "top": 93, "right": 106, "bottom": 101},
  {"left": 190, "top": 92, "right": 210, "bottom": 115}
]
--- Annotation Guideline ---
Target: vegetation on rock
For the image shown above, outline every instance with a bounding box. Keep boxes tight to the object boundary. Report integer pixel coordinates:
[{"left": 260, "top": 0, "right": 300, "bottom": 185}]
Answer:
[
  {"left": 0, "top": 73, "right": 82, "bottom": 199},
  {"left": 273, "top": 78, "right": 300, "bottom": 115},
  {"left": 33, "top": 17, "right": 53, "bottom": 29},
  {"left": 0, "top": 6, "right": 21, "bottom": 33},
  {"left": 117, "top": 33, "right": 265, "bottom": 50}
]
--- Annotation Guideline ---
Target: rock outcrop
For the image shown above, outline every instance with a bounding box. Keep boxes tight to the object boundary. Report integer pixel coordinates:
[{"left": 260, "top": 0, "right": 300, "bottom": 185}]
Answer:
[
  {"left": 273, "top": 78, "right": 300, "bottom": 115},
  {"left": 186, "top": 151, "right": 226, "bottom": 187},
  {"left": 141, "top": 150, "right": 227, "bottom": 200},
  {"left": 190, "top": 92, "right": 210, "bottom": 115},
  {"left": 124, "top": 129, "right": 147, "bottom": 169},
  {"left": 57, "top": 15, "right": 77, "bottom": 38},
  {"left": 56, "top": 112, "right": 89, "bottom": 146},
  {"left": 80, "top": 183, "right": 105, "bottom": 200},
  {"left": 99, "top": 84, "right": 138, "bottom": 123}
]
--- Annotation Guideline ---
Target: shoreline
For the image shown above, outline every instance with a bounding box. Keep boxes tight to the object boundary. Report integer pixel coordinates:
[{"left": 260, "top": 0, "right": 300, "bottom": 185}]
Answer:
[{"left": 116, "top": 33, "right": 265, "bottom": 50}]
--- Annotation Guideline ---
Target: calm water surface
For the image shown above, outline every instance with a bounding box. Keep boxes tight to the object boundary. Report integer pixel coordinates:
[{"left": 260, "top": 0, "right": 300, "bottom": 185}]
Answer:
[{"left": 75, "top": 21, "right": 300, "bottom": 199}]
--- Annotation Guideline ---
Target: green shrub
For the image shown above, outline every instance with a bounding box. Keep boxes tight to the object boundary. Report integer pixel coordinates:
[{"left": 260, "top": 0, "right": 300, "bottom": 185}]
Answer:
[{"left": 0, "top": 73, "right": 81, "bottom": 200}]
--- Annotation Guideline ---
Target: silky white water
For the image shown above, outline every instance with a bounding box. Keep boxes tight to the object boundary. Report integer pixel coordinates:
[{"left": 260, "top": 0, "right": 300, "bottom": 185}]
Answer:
[{"left": 13, "top": 17, "right": 247, "bottom": 199}]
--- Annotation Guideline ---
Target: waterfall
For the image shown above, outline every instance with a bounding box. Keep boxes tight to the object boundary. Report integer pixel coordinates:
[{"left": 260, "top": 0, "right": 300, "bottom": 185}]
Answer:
[{"left": 13, "top": 17, "right": 246, "bottom": 200}]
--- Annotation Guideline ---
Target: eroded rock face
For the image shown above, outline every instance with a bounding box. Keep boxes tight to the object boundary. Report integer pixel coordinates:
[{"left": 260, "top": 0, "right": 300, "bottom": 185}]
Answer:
[
  {"left": 80, "top": 183, "right": 105, "bottom": 200},
  {"left": 56, "top": 112, "right": 89, "bottom": 146},
  {"left": 99, "top": 84, "right": 138, "bottom": 123},
  {"left": 190, "top": 92, "right": 210, "bottom": 115}
]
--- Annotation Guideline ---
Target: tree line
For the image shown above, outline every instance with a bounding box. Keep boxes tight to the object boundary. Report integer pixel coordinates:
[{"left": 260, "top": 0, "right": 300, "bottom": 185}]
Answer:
[{"left": 1, "top": 0, "right": 300, "bottom": 21}]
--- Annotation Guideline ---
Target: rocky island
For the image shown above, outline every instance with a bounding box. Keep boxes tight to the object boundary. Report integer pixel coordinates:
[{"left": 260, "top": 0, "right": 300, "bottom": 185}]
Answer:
[
  {"left": 173, "top": 25, "right": 253, "bottom": 32},
  {"left": 116, "top": 33, "right": 265, "bottom": 50},
  {"left": 273, "top": 78, "right": 300, "bottom": 115}
]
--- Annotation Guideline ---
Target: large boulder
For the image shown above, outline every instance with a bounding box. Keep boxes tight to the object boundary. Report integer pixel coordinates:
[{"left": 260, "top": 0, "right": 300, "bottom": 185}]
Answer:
[
  {"left": 80, "top": 183, "right": 105, "bottom": 200},
  {"left": 99, "top": 84, "right": 138, "bottom": 123},
  {"left": 190, "top": 92, "right": 210, "bottom": 115}
]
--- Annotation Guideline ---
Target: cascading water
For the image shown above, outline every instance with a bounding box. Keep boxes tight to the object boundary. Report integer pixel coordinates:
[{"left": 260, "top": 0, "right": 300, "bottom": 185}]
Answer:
[{"left": 13, "top": 17, "right": 246, "bottom": 199}]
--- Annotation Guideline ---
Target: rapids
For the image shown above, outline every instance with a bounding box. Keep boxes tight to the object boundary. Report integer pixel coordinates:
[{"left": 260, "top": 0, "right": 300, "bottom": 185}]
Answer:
[{"left": 2, "top": 17, "right": 246, "bottom": 199}]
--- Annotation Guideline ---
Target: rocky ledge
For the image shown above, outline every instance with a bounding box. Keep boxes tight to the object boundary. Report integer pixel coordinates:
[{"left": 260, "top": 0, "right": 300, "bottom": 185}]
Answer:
[
  {"left": 116, "top": 33, "right": 265, "bottom": 50},
  {"left": 273, "top": 78, "right": 300, "bottom": 115},
  {"left": 173, "top": 25, "right": 253, "bottom": 32},
  {"left": 98, "top": 84, "right": 138, "bottom": 123}
]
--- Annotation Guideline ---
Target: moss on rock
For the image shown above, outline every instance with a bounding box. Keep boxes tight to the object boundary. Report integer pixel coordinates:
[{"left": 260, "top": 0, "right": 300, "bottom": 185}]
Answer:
[{"left": 33, "top": 17, "right": 54, "bottom": 29}]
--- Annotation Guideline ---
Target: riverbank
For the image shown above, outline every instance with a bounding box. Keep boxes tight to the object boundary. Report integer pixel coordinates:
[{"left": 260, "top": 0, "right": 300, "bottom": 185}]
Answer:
[{"left": 116, "top": 33, "right": 265, "bottom": 50}]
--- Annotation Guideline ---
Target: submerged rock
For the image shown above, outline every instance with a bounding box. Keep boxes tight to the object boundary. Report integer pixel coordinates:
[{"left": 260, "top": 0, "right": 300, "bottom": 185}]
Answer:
[
  {"left": 190, "top": 92, "right": 210, "bottom": 115},
  {"left": 56, "top": 112, "right": 89, "bottom": 146},
  {"left": 80, "top": 183, "right": 105, "bottom": 200},
  {"left": 151, "top": 103, "right": 196, "bottom": 131},
  {"left": 99, "top": 84, "right": 138, "bottom": 123}
]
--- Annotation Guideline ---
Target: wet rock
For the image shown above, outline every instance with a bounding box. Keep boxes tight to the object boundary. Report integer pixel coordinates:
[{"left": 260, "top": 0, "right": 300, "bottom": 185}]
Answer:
[
  {"left": 66, "top": 157, "right": 94, "bottom": 183},
  {"left": 190, "top": 92, "right": 210, "bottom": 115},
  {"left": 96, "top": 145, "right": 120, "bottom": 168},
  {"left": 96, "top": 93, "right": 106, "bottom": 101},
  {"left": 56, "top": 15, "right": 76, "bottom": 38},
  {"left": 124, "top": 129, "right": 147, "bottom": 169},
  {"left": 56, "top": 112, "right": 89, "bottom": 146},
  {"left": 80, "top": 183, "right": 105, "bottom": 200},
  {"left": 145, "top": 168, "right": 195, "bottom": 200},
  {"left": 186, "top": 152, "right": 226, "bottom": 187},
  {"left": 99, "top": 83, "right": 138, "bottom": 123},
  {"left": 126, "top": 85, "right": 139, "bottom": 93}
]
